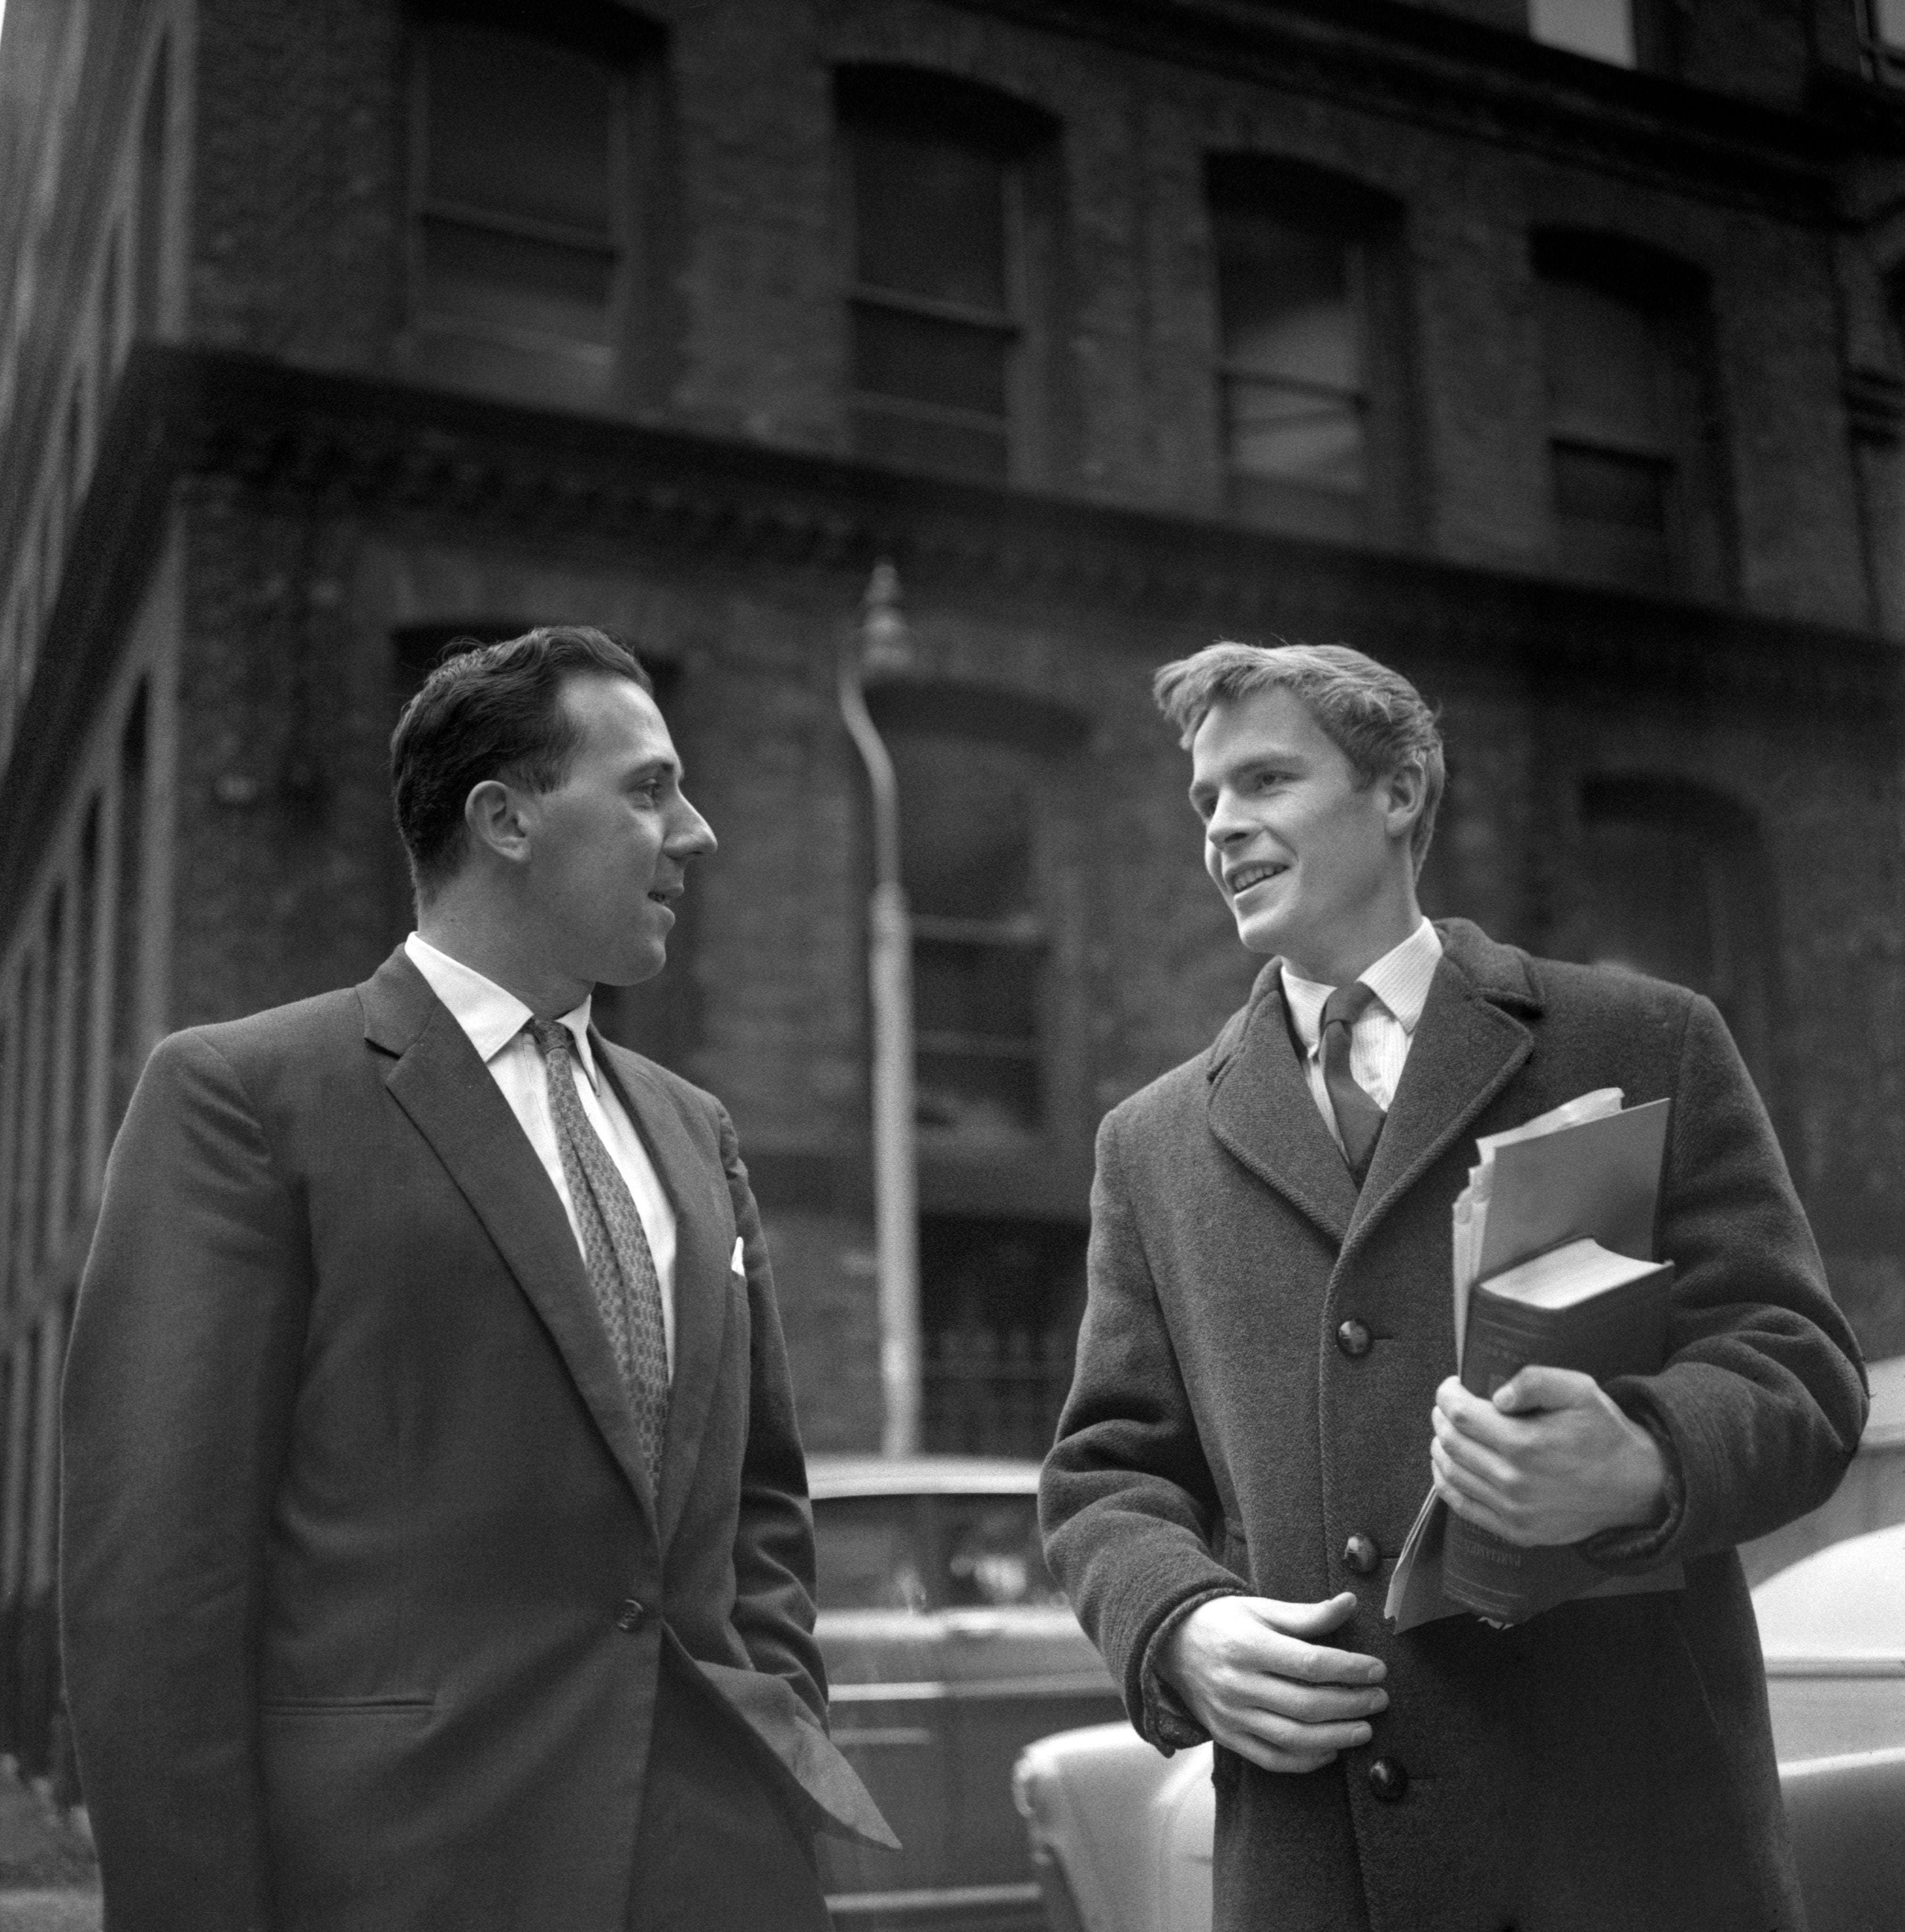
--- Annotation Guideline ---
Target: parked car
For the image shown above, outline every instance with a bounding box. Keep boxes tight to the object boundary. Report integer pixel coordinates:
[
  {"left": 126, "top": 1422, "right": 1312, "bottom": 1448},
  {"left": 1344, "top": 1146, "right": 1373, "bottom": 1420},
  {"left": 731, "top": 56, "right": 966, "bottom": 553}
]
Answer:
[
  {"left": 809, "top": 1455, "right": 1125, "bottom": 1931},
  {"left": 1013, "top": 1525, "right": 1905, "bottom": 1932}
]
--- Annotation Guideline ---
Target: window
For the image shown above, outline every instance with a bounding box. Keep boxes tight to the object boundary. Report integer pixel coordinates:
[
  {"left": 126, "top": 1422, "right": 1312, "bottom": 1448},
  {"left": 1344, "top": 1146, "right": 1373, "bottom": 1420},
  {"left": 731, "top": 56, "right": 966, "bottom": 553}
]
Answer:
[
  {"left": 1534, "top": 235, "right": 1724, "bottom": 595},
  {"left": 1208, "top": 159, "right": 1407, "bottom": 544},
  {"left": 919, "top": 1215, "right": 1085, "bottom": 1457},
  {"left": 892, "top": 728, "right": 1046, "bottom": 1139},
  {"left": 1541, "top": 277, "right": 1671, "bottom": 585},
  {"left": 1529, "top": 0, "right": 1636, "bottom": 65},
  {"left": 1575, "top": 778, "right": 1780, "bottom": 1107},
  {"left": 838, "top": 69, "right": 1054, "bottom": 486},
  {"left": 409, "top": 7, "right": 658, "bottom": 408}
]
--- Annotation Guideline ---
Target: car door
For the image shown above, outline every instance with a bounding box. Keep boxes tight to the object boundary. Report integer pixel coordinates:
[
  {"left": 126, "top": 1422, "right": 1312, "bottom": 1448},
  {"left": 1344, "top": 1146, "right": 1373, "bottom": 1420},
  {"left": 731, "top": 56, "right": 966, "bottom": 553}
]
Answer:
[
  {"left": 927, "top": 1492, "right": 1126, "bottom": 1893},
  {"left": 812, "top": 1492, "right": 954, "bottom": 1900}
]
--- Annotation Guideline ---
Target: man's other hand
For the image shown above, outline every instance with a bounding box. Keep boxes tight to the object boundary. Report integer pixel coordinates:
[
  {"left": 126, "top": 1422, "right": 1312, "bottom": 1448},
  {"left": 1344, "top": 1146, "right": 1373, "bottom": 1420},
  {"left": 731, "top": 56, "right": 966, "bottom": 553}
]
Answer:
[
  {"left": 1431, "top": 1366, "right": 1668, "bottom": 1547},
  {"left": 1156, "top": 1593, "right": 1388, "bottom": 1774}
]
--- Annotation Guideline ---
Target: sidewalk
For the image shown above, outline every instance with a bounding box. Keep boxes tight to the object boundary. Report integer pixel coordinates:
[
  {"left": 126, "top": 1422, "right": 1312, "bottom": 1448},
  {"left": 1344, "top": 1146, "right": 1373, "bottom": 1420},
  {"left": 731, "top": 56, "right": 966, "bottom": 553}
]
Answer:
[{"left": 0, "top": 1774, "right": 97, "bottom": 1932}]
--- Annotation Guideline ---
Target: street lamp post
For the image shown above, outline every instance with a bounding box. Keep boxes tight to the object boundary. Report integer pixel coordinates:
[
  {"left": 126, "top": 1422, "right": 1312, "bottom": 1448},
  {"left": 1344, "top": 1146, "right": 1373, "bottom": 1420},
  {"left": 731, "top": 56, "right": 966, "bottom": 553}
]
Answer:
[{"left": 838, "top": 560, "right": 921, "bottom": 1457}]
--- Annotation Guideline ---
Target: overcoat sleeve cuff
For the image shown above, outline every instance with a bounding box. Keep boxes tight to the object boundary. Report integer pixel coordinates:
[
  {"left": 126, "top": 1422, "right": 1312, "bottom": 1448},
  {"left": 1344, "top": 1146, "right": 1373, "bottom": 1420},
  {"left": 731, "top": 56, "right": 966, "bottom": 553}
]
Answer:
[
  {"left": 1135, "top": 1587, "right": 1245, "bottom": 1751},
  {"left": 1577, "top": 1389, "right": 1687, "bottom": 1570}
]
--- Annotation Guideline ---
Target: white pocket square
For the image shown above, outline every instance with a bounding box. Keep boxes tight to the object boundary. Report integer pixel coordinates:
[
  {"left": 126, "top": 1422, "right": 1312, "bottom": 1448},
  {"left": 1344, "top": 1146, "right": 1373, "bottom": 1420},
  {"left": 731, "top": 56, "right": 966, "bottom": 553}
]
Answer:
[{"left": 731, "top": 1236, "right": 745, "bottom": 1275}]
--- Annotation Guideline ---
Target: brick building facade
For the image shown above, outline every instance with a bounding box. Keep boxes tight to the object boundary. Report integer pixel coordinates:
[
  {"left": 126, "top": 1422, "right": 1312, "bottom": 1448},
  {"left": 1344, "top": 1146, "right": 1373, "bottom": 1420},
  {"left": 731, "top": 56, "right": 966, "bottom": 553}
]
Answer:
[{"left": 2, "top": 0, "right": 1904, "bottom": 1778}]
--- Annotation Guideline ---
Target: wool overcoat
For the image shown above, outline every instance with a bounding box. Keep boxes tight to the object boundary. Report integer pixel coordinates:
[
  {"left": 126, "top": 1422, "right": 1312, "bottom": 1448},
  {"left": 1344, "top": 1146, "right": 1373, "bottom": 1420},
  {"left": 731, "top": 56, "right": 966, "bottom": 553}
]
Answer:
[
  {"left": 60, "top": 948, "right": 893, "bottom": 1932},
  {"left": 1041, "top": 919, "right": 1866, "bottom": 1932}
]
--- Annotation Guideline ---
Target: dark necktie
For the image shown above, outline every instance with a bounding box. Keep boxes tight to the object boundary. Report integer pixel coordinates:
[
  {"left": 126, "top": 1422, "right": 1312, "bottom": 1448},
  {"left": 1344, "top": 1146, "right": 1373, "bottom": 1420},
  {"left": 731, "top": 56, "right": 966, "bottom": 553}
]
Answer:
[
  {"left": 529, "top": 1018, "right": 670, "bottom": 1491},
  {"left": 1320, "top": 982, "right": 1386, "bottom": 1182}
]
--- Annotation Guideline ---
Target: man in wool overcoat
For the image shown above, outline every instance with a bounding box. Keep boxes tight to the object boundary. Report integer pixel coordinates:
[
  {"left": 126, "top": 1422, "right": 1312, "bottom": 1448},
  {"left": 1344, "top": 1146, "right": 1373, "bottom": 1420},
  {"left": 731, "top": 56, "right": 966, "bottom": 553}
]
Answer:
[{"left": 1040, "top": 640, "right": 1867, "bottom": 1932}]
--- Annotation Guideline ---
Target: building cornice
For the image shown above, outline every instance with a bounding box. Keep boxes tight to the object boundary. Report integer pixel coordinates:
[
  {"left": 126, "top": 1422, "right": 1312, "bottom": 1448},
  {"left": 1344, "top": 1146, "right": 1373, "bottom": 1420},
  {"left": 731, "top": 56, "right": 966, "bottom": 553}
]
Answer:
[
  {"left": 2, "top": 342, "right": 1897, "bottom": 927},
  {"left": 943, "top": 0, "right": 1872, "bottom": 215}
]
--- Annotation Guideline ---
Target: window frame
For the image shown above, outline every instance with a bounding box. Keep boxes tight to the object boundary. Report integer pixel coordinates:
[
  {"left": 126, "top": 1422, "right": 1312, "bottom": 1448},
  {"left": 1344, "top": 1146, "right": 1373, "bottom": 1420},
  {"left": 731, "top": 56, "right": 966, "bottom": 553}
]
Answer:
[
  {"left": 1204, "top": 157, "right": 1412, "bottom": 548},
  {"left": 864, "top": 681, "right": 1092, "bottom": 1216},
  {"left": 1530, "top": 232, "right": 1730, "bottom": 599},
  {"left": 402, "top": 5, "right": 664, "bottom": 409},
  {"left": 835, "top": 68, "right": 1057, "bottom": 489}
]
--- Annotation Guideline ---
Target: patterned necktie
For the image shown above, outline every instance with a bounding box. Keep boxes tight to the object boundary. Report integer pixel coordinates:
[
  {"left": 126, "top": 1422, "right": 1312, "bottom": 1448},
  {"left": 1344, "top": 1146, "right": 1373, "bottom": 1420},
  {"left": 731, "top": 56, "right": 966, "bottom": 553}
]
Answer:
[
  {"left": 1320, "top": 981, "right": 1386, "bottom": 1183},
  {"left": 529, "top": 1018, "right": 670, "bottom": 1491}
]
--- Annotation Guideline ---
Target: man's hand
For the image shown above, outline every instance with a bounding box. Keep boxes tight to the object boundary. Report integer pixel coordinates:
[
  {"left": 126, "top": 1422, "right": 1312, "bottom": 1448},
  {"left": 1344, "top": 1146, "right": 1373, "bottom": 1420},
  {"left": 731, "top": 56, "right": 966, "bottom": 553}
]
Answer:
[
  {"left": 1156, "top": 1593, "right": 1388, "bottom": 1775},
  {"left": 1430, "top": 1366, "right": 1668, "bottom": 1547}
]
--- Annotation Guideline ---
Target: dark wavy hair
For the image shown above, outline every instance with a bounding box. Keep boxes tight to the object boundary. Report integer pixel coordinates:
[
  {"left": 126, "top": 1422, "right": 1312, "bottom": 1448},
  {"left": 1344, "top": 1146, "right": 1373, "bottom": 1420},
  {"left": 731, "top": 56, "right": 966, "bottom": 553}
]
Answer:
[{"left": 391, "top": 625, "right": 653, "bottom": 900}]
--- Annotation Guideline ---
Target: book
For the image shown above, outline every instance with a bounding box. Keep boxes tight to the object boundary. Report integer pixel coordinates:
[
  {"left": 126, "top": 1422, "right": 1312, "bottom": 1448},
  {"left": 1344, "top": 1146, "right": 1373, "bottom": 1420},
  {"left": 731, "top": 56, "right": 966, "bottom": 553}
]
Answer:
[
  {"left": 1441, "top": 1240, "right": 1675, "bottom": 1622},
  {"left": 1386, "top": 1091, "right": 1682, "bottom": 1632}
]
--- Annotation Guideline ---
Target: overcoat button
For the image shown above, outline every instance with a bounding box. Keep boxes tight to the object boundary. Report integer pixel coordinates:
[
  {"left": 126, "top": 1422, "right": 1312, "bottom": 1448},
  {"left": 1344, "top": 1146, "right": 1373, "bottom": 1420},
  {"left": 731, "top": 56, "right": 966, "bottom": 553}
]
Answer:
[
  {"left": 615, "top": 1599, "right": 648, "bottom": 1632},
  {"left": 1344, "top": 1534, "right": 1380, "bottom": 1576},
  {"left": 1336, "top": 1318, "right": 1373, "bottom": 1358},
  {"left": 1368, "top": 1757, "right": 1409, "bottom": 1802}
]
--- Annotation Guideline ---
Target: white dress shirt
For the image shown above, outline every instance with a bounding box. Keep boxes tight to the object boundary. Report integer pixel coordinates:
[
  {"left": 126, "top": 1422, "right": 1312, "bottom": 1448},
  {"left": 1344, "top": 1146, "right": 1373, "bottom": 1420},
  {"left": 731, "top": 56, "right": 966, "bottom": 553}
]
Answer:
[
  {"left": 404, "top": 932, "right": 677, "bottom": 1374},
  {"left": 1281, "top": 918, "right": 1444, "bottom": 1157}
]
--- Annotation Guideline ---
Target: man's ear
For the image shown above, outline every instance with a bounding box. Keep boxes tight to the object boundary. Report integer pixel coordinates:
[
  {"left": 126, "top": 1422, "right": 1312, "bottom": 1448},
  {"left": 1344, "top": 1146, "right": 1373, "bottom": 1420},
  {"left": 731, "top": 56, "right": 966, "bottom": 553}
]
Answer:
[
  {"left": 464, "top": 779, "right": 534, "bottom": 866},
  {"left": 1381, "top": 761, "right": 1428, "bottom": 844}
]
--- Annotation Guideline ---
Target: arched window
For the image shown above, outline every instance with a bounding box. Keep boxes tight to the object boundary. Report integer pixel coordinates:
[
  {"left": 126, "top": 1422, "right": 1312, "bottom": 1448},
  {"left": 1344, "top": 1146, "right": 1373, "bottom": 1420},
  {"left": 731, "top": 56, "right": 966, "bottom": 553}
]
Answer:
[
  {"left": 1533, "top": 233, "right": 1726, "bottom": 596},
  {"left": 408, "top": 4, "right": 662, "bottom": 408},
  {"left": 1576, "top": 776, "right": 1780, "bottom": 1104},
  {"left": 1207, "top": 157, "right": 1410, "bottom": 544},
  {"left": 836, "top": 67, "right": 1059, "bottom": 486}
]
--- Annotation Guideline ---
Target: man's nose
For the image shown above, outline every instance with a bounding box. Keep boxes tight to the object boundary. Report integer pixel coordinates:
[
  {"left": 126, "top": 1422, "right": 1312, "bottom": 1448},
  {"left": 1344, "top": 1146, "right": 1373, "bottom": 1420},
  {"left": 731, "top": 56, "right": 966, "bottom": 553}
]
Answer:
[
  {"left": 1204, "top": 789, "right": 1252, "bottom": 845},
  {"left": 668, "top": 793, "right": 718, "bottom": 859}
]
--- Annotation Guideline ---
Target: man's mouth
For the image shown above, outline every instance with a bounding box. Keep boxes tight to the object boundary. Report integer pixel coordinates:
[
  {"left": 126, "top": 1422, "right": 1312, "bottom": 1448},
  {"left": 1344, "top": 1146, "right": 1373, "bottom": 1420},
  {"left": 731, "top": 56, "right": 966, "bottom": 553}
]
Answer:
[{"left": 1226, "top": 862, "right": 1288, "bottom": 897}]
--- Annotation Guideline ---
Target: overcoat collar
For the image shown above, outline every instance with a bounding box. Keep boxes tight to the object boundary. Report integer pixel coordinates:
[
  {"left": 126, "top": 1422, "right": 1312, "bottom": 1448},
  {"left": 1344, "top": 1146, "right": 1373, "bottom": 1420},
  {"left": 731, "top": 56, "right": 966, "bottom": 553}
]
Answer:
[
  {"left": 359, "top": 948, "right": 728, "bottom": 1550},
  {"left": 1204, "top": 919, "right": 1543, "bottom": 1256}
]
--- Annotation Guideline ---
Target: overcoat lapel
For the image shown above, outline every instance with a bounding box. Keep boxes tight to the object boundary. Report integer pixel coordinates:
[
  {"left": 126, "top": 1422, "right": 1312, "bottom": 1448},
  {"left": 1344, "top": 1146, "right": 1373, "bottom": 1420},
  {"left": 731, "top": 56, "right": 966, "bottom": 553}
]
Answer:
[
  {"left": 1343, "top": 929, "right": 1538, "bottom": 1261},
  {"left": 1206, "top": 967, "right": 1360, "bottom": 1244},
  {"left": 1204, "top": 925, "right": 1543, "bottom": 1261},
  {"left": 595, "top": 1037, "right": 732, "bottom": 1557},
  {"left": 360, "top": 953, "right": 658, "bottom": 1526}
]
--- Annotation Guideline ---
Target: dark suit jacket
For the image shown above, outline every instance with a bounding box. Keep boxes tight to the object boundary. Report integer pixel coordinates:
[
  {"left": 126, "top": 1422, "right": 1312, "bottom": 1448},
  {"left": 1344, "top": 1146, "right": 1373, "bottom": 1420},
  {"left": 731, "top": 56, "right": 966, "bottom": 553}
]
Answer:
[
  {"left": 61, "top": 948, "right": 892, "bottom": 1932},
  {"left": 1041, "top": 920, "right": 1867, "bottom": 1932}
]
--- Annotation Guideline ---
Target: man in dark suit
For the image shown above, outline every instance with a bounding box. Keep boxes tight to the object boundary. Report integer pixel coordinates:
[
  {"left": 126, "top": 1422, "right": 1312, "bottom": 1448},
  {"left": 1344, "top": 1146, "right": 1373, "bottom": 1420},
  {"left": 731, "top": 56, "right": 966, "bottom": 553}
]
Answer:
[
  {"left": 61, "top": 626, "right": 892, "bottom": 1931},
  {"left": 1041, "top": 641, "right": 1866, "bottom": 1932}
]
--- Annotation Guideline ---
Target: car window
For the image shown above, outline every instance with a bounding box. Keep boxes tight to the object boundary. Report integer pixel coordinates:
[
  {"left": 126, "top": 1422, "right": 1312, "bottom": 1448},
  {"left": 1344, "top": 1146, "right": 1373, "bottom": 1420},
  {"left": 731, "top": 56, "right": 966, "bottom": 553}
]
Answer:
[
  {"left": 935, "top": 1494, "right": 1067, "bottom": 1609},
  {"left": 813, "top": 1495, "right": 930, "bottom": 1613}
]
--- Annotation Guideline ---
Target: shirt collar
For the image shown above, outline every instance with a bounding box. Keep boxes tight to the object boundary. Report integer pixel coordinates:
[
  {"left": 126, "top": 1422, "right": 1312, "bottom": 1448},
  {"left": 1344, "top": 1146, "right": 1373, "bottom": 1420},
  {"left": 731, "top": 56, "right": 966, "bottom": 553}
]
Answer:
[
  {"left": 1280, "top": 917, "right": 1444, "bottom": 1052},
  {"left": 403, "top": 932, "right": 599, "bottom": 1091}
]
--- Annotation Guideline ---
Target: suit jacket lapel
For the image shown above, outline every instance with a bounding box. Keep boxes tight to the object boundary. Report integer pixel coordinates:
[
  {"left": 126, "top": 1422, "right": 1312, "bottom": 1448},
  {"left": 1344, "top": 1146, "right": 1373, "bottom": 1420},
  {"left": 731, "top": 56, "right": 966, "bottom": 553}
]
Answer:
[
  {"left": 360, "top": 951, "right": 658, "bottom": 1525},
  {"left": 1343, "top": 924, "right": 1538, "bottom": 1260},
  {"left": 594, "top": 1037, "right": 732, "bottom": 1557},
  {"left": 1206, "top": 964, "right": 1361, "bottom": 1244}
]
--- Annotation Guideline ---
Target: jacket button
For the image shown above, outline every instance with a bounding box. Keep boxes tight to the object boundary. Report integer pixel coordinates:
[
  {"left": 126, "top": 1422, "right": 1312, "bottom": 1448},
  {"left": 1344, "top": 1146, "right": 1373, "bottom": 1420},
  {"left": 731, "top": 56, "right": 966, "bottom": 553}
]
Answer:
[
  {"left": 616, "top": 1599, "right": 648, "bottom": 1632},
  {"left": 1336, "top": 1318, "right": 1373, "bottom": 1358},
  {"left": 1344, "top": 1534, "right": 1381, "bottom": 1576},
  {"left": 1368, "top": 1757, "right": 1409, "bottom": 1802}
]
